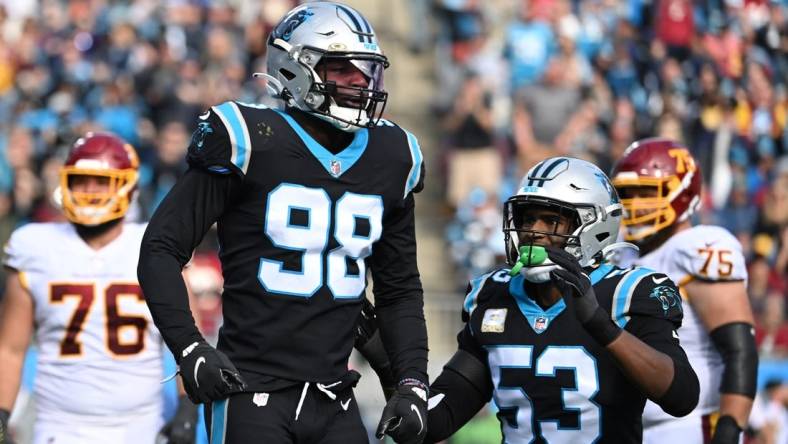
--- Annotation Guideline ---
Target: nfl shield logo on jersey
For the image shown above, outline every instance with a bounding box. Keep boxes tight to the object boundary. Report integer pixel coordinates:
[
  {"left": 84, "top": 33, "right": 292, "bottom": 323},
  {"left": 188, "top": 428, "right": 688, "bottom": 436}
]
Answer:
[
  {"left": 252, "top": 392, "right": 269, "bottom": 407},
  {"left": 533, "top": 316, "right": 548, "bottom": 333},
  {"left": 481, "top": 308, "right": 507, "bottom": 333},
  {"left": 330, "top": 160, "right": 342, "bottom": 177}
]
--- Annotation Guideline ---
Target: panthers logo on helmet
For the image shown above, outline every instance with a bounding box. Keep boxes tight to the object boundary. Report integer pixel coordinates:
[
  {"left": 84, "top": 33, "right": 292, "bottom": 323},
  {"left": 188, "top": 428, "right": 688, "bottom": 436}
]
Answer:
[
  {"left": 594, "top": 171, "right": 619, "bottom": 204},
  {"left": 272, "top": 8, "right": 314, "bottom": 42}
]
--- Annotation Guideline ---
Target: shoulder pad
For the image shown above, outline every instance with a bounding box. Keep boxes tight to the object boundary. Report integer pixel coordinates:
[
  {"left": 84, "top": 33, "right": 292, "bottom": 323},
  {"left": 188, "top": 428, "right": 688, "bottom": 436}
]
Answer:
[
  {"left": 605, "top": 267, "right": 683, "bottom": 328},
  {"left": 462, "top": 268, "right": 511, "bottom": 320},
  {"left": 400, "top": 127, "right": 424, "bottom": 198},
  {"left": 674, "top": 226, "right": 747, "bottom": 282},
  {"left": 370, "top": 120, "right": 425, "bottom": 199},
  {"left": 391, "top": 123, "right": 424, "bottom": 199},
  {"left": 187, "top": 101, "right": 268, "bottom": 177},
  {"left": 3, "top": 223, "right": 48, "bottom": 272}
]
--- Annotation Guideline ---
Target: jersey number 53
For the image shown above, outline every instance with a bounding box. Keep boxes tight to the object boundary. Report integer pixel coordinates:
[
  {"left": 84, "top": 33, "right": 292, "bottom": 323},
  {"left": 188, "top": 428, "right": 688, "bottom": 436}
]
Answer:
[{"left": 488, "top": 345, "right": 601, "bottom": 443}]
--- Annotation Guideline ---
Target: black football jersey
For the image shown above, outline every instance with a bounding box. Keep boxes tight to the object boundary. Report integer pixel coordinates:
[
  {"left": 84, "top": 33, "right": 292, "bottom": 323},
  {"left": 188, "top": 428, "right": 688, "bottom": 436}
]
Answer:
[
  {"left": 186, "top": 101, "right": 425, "bottom": 389},
  {"left": 458, "top": 264, "right": 684, "bottom": 444}
]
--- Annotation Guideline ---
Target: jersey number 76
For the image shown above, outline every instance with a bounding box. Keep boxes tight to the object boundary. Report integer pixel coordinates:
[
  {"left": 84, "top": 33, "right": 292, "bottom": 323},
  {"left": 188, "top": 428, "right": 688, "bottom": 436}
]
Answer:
[{"left": 50, "top": 283, "right": 147, "bottom": 357}]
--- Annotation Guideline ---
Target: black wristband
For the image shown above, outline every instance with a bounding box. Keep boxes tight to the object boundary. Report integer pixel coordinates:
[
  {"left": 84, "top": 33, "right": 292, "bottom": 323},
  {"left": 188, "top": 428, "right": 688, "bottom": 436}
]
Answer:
[
  {"left": 712, "top": 415, "right": 742, "bottom": 444},
  {"left": 583, "top": 307, "right": 622, "bottom": 346}
]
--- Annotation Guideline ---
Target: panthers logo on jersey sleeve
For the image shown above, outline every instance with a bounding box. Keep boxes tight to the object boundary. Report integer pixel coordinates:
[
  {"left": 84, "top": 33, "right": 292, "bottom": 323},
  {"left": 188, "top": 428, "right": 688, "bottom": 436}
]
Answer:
[
  {"left": 602, "top": 266, "right": 683, "bottom": 330},
  {"left": 672, "top": 225, "right": 747, "bottom": 283},
  {"left": 187, "top": 101, "right": 267, "bottom": 177}
]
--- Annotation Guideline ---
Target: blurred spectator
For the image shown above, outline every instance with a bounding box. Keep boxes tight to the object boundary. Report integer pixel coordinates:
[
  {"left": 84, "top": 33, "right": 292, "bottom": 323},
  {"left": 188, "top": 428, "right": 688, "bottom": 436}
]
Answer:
[
  {"left": 756, "top": 157, "right": 788, "bottom": 238},
  {"left": 655, "top": 0, "right": 695, "bottom": 61},
  {"left": 441, "top": 71, "right": 500, "bottom": 210},
  {"left": 139, "top": 120, "right": 190, "bottom": 216},
  {"left": 749, "top": 380, "right": 788, "bottom": 444},
  {"left": 503, "top": 0, "right": 555, "bottom": 93},
  {"left": 183, "top": 252, "right": 224, "bottom": 345},
  {"left": 512, "top": 56, "right": 583, "bottom": 172},
  {"left": 748, "top": 253, "right": 774, "bottom": 317},
  {"left": 755, "top": 294, "right": 788, "bottom": 359},
  {"left": 445, "top": 187, "right": 505, "bottom": 290}
]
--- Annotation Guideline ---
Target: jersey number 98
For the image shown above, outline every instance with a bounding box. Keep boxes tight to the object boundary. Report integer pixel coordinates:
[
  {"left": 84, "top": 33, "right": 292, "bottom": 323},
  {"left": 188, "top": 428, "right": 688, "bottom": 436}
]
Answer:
[{"left": 259, "top": 183, "right": 383, "bottom": 299}]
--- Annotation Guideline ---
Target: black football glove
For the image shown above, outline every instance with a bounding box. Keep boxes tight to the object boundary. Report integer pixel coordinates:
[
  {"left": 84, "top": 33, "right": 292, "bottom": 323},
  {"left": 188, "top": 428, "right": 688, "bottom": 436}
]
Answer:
[
  {"left": 355, "top": 298, "right": 396, "bottom": 399},
  {"left": 0, "top": 408, "right": 13, "bottom": 444},
  {"left": 157, "top": 395, "right": 199, "bottom": 444},
  {"left": 179, "top": 341, "right": 247, "bottom": 404},
  {"left": 376, "top": 379, "right": 428, "bottom": 444},
  {"left": 545, "top": 246, "right": 622, "bottom": 346},
  {"left": 711, "top": 415, "right": 743, "bottom": 444}
]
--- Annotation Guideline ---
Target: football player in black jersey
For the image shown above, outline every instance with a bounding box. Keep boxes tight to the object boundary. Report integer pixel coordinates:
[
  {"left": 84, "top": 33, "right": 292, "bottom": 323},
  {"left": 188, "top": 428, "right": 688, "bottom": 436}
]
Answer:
[
  {"left": 357, "top": 157, "right": 700, "bottom": 443},
  {"left": 137, "top": 3, "right": 428, "bottom": 443}
]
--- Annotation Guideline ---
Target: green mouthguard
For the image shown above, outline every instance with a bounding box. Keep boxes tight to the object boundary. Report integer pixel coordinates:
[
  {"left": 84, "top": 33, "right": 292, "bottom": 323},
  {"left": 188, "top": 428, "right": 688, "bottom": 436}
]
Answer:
[{"left": 509, "top": 245, "right": 548, "bottom": 276}]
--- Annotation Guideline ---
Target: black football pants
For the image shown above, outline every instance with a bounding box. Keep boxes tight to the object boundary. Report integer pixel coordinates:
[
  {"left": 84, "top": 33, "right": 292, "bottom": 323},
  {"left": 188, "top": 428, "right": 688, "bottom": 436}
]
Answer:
[{"left": 204, "top": 383, "right": 368, "bottom": 444}]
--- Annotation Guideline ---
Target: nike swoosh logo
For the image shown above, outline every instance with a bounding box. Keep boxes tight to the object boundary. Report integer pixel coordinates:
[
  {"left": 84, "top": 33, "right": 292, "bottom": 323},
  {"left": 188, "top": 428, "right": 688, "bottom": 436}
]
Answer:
[
  {"left": 194, "top": 357, "right": 206, "bottom": 388},
  {"left": 411, "top": 404, "right": 424, "bottom": 435},
  {"left": 428, "top": 393, "right": 445, "bottom": 410},
  {"left": 652, "top": 276, "right": 669, "bottom": 284},
  {"left": 340, "top": 398, "right": 351, "bottom": 411}
]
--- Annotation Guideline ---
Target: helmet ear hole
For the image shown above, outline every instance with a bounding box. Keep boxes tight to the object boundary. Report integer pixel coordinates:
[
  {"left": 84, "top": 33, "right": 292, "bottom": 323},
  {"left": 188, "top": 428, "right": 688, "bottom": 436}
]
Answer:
[
  {"left": 279, "top": 68, "right": 296, "bottom": 81},
  {"left": 596, "top": 232, "right": 610, "bottom": 242}
]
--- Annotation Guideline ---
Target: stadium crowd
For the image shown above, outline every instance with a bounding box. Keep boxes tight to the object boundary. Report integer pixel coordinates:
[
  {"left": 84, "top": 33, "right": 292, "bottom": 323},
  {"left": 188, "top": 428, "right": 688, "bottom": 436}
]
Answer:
[
  {"left": 0, "top": 0, "right": 303, "bottom": 339},
  {"left": 435, "top": 0, "right": 787, "bottom": 441},
  {"left": 0, "top": 0, "right": 785, "bottom": 443},
  {"left": 438, "top": 0, "right": 787, "bottom": 348}
]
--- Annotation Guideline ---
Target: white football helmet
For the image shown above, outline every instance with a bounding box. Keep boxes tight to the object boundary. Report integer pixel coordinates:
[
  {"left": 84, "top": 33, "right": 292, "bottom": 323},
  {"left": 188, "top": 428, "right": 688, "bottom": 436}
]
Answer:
[
  {"left": 259, "top": 2, "right": 389, "bottom": 131},
  {"left": 504, "top": 157, "right": 627, "bottom": 267}
]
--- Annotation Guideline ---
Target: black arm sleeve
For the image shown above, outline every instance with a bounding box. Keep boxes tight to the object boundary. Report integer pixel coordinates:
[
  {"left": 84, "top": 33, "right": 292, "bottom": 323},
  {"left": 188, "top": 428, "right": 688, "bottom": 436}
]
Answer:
[
  {"left": 710, "top": 322, "right": 758, "bottom": 399},
  {"left": 426, "top": 347, "right": 493, "bottom": 443},
  {"left": 625, "top": 315, "right": 700, "bottom": 417},
  {"left": 368, "top": 193, "right": 428, "bottom": 383},
  {"left": 138, "top": 168, "right": 239, "bottom": 359}
]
